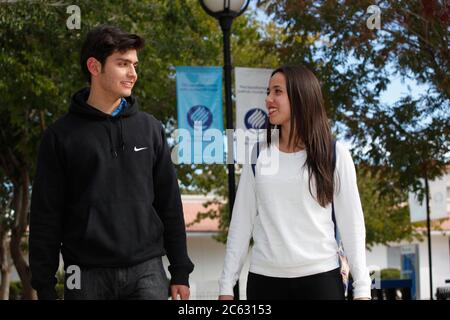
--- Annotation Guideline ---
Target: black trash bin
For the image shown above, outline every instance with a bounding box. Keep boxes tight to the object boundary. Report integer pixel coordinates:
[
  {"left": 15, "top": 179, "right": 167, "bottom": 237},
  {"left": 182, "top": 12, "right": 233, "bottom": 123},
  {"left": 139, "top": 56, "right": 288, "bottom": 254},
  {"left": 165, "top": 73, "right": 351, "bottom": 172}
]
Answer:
[{"left": 436, "top": 286, "right": 450, "bottom": 300}]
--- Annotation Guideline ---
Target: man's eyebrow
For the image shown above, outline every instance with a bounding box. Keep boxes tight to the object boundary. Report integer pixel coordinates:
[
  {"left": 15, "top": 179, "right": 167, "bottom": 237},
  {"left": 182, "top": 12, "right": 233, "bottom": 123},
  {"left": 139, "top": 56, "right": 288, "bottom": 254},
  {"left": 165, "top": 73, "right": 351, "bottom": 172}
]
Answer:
[{"left": 115, "top": 58, "right": 139, "bottom": 64}]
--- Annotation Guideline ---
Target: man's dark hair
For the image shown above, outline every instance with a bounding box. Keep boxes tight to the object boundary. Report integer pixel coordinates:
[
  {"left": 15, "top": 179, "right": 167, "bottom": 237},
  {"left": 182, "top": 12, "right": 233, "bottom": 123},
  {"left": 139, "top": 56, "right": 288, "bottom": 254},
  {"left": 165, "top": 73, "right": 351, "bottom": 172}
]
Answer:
[{"left": 80, "top": 25, "right": 145, "bottom": 83}]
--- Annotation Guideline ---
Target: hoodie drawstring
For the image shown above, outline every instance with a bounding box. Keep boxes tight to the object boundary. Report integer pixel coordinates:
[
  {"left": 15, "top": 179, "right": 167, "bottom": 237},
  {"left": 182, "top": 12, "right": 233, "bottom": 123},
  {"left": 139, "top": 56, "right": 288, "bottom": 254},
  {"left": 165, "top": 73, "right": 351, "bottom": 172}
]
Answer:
[
  {"left": 107, "top": 118, "right": 118, "bottom": 158},
  {"left": 107, "top": 117, "right": 126, "bottom": 158},
  {"left": 119, "top": 116, "right": 126, "bottom": 151}
]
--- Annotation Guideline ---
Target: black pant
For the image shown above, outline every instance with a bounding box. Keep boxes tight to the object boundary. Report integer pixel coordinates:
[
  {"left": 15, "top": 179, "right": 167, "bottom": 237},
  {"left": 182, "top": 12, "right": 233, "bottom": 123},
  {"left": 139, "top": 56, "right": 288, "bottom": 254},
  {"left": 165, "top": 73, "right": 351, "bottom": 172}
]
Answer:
[{"left": 246, "top": 268, "right": 345, "bottom": 300}]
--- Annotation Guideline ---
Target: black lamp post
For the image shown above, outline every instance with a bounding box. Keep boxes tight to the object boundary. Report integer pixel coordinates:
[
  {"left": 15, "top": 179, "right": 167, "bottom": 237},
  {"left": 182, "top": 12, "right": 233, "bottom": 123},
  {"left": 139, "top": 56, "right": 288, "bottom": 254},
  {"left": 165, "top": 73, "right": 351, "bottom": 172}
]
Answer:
[{"left": 199, "top": 0, "right": 250, "bottom": 300}]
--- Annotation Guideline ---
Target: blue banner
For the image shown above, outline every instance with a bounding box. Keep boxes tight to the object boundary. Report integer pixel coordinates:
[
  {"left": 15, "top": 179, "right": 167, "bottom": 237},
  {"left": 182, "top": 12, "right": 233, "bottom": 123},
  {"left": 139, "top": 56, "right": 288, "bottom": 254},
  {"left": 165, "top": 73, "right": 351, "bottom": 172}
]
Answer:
[{"left": 176, "top": 66, "right": 224, "bottom": 164}]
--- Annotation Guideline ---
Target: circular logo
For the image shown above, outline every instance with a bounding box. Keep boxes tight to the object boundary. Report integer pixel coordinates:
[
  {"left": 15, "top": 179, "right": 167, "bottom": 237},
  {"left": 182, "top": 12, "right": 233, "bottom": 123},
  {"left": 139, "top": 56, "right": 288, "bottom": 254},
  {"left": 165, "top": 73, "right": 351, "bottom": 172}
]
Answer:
[
  {"left": 187, "top": 105, "right": 213, "bottom": 130},
  {"left": 244, "top": 108, "right": 268, "bottom": 129}
]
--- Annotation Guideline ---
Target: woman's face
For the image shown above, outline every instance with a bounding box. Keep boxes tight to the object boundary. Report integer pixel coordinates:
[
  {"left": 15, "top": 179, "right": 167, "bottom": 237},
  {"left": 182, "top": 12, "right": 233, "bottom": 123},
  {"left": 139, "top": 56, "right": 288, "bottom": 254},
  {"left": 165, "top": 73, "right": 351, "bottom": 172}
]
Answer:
[{"left": 265, "top": 72, "right": 291, "bottom": 127}]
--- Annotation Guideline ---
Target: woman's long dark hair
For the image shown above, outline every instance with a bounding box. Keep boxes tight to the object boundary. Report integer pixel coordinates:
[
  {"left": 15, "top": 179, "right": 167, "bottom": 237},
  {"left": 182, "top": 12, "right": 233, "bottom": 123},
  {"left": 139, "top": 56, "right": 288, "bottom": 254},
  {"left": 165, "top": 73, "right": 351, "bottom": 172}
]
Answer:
[{"left": 267, "top": 65, "right": 335, "bottom": 208}]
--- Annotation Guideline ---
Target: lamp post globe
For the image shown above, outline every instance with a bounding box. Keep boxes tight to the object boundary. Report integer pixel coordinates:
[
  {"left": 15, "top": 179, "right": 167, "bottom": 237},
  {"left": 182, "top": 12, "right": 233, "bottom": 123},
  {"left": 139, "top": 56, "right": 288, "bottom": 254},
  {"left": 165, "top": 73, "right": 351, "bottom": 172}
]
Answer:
[{"left": 200, "top": 0, "right": 250, "bottom": 18}]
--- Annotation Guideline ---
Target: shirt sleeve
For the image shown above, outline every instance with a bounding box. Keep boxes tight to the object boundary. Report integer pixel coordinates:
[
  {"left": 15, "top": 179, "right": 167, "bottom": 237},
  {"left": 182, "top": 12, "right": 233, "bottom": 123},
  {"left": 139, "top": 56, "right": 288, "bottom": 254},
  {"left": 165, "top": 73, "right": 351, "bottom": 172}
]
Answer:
[
  {"left": 219, "top": 164, "right": 257, "bottom": 296},
  {"left": 333, "top": 142, "right": 372, "bottom": 299}
]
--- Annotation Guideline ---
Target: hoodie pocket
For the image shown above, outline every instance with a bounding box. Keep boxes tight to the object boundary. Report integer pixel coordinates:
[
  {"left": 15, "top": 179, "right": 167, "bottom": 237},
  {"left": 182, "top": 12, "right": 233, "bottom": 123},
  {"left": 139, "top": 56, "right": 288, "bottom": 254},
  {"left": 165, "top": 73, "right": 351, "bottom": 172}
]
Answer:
[{"left": 83, "top": 200, "right": 164, "bottom": 261}]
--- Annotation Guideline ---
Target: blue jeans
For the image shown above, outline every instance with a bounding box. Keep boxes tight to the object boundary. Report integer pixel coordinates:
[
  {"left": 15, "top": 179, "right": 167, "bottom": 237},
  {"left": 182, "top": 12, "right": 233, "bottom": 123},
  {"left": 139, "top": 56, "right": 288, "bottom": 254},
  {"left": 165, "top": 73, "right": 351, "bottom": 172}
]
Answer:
[{"left": 64, "top": 257, "right": 169, "bottom": 300}]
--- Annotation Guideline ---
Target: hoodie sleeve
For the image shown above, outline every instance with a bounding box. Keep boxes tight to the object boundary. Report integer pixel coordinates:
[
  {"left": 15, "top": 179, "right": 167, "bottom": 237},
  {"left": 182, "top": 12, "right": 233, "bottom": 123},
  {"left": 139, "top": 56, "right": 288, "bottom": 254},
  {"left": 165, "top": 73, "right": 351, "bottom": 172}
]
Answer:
[
  {"left": 29, "top": 127, "right": 65, "bottom": 300},
  {"left": 152, "top": 122, "right": 194, "bottom": 286}
]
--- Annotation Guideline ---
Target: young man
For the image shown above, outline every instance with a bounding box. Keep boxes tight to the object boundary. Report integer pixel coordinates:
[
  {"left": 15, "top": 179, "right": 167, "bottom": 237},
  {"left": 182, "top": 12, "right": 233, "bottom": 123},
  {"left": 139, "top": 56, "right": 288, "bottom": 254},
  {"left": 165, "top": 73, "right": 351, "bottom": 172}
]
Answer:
[{"left": 29, "top": 25, "right": 194, "bottom": 300}]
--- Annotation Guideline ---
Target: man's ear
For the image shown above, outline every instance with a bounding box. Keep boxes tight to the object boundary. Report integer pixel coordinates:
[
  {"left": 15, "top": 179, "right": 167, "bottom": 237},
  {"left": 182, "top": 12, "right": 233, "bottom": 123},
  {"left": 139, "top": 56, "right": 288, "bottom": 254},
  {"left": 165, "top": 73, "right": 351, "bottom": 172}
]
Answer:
[{"left": 86, "top": 57, "right": 101, "bottom": 77}]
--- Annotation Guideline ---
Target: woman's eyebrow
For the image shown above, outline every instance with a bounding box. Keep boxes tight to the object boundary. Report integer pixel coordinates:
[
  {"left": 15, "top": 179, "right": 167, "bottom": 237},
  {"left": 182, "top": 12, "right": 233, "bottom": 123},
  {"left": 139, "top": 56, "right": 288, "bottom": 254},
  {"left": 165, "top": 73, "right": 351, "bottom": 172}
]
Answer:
[{"left": 269, "top": 85, "right": 283, "bottom": 90}]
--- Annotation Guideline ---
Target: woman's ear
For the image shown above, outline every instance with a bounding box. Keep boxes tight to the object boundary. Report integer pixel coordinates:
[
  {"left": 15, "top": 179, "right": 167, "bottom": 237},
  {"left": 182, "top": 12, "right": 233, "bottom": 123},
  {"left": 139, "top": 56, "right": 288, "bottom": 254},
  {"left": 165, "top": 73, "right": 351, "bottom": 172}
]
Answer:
[{"left": 86, "top": 57, "right": 101, "bottom": 77}]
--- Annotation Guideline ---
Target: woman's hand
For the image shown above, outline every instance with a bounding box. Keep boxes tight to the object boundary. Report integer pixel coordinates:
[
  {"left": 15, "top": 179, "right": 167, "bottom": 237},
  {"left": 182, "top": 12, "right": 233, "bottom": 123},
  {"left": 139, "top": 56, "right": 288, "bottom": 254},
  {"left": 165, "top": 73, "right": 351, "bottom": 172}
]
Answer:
[{"left": 218, "top": 295, "right": 234, "bottom": 300}]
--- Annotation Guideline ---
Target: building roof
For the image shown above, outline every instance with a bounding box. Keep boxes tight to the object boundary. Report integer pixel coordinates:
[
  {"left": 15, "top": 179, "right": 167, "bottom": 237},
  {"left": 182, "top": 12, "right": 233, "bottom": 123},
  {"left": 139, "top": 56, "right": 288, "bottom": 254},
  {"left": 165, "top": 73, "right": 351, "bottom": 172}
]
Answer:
[
  {"left": 438, "top": 213, "right": 450, "bottom": 231},
  {"left": 182, "top": 195, "right": 221, "bottom": 233},
  {"left": 181, "top": 195, "right": 450, "bottom": 233}
]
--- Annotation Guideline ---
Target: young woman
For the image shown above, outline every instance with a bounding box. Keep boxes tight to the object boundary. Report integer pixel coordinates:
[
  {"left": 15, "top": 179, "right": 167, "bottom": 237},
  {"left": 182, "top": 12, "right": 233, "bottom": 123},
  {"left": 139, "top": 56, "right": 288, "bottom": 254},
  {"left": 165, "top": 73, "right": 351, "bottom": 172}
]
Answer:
[{"left": 218, "top": 65, "right": 371, "bottom": 300}]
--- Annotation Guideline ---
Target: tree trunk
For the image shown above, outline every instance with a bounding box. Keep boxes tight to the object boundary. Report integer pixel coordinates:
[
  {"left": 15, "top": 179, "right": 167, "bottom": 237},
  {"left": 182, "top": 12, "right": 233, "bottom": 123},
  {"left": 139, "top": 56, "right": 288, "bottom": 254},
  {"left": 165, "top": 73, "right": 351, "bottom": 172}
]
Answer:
[
  {"left": 0, "top": 228, "right": 12, "bottom": 300},
  {"left": 10, "top": 170, "right": 37, "bottom": 300}
]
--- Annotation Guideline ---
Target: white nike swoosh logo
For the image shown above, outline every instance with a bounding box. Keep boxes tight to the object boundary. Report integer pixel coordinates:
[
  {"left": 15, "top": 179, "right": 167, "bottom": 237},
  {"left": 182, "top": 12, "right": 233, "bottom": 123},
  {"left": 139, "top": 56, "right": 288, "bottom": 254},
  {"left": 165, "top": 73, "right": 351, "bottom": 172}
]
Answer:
[{"left": 134, "top": 146, "right": 148, "bottom": 152}]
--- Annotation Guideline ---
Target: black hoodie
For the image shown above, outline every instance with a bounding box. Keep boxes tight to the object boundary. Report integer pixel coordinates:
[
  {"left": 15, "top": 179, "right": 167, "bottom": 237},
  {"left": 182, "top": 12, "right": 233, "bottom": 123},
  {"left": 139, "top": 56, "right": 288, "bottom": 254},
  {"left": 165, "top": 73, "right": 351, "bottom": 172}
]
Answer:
[{"left": 29, "top": 88, "right": 194, "bottom": 299}]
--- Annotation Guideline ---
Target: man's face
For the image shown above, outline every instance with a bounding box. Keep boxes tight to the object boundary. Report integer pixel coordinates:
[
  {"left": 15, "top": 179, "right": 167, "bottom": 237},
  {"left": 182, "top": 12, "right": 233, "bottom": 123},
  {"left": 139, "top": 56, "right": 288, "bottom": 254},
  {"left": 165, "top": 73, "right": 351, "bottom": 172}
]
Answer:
[{"left": 96, "top": 49, "right": 138, "bottom": 98}]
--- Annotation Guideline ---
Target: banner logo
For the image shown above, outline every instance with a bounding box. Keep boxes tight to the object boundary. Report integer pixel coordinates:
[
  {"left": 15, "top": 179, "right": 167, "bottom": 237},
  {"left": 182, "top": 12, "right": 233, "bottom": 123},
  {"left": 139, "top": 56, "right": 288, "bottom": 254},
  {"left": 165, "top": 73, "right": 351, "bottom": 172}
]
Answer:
[{"left": 187, "top": 105, "right": 213, "bottom": 130}]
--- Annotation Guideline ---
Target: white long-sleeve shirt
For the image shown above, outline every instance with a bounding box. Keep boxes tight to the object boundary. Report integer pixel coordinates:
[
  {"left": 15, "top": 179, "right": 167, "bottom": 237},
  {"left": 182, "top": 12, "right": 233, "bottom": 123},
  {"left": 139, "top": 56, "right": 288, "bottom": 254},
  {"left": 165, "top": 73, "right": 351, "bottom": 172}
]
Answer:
[{"left": 219, "top": 141, "right": 372, "bottom": 299}]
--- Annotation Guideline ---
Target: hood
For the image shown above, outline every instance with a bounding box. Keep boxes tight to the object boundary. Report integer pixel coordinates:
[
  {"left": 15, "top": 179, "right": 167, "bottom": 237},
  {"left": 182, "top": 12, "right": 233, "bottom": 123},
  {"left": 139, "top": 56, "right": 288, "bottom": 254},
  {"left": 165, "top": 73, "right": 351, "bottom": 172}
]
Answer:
[
  {"left": 69, "top": 87, "right": 139, "bottom": 118},
  {"left": 68, "top": 87, "right": 139, "bottom": 158}
]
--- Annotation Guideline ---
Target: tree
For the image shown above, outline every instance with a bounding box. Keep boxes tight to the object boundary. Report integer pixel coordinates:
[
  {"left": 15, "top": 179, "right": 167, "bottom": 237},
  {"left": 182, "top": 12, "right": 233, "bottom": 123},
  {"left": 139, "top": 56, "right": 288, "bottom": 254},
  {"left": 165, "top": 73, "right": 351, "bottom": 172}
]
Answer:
[
  {"left": 356, "top": 166, "right": 423, "bottom": 249},
  {"left": 256, "top": 0, "right": 449, "bottom": 242},
  {"left": 171, "top": 3, "right": 283, "bottom": 243},
  {"left": 0, "top": 0, "right": 75, "bottom": 299},
  {"left": 0, "top": 0, "right": 281, "bottom": 297},
  {"left": 0, "top": 172, "right": 14, "bottom": 300}
]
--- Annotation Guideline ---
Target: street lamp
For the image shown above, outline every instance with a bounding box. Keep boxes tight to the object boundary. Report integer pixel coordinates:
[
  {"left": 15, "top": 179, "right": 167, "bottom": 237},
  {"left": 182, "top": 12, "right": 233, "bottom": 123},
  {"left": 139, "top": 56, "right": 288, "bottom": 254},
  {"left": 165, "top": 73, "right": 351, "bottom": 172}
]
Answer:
[{"left": 199, "top": 0, "right": 250, "bottom": 300}]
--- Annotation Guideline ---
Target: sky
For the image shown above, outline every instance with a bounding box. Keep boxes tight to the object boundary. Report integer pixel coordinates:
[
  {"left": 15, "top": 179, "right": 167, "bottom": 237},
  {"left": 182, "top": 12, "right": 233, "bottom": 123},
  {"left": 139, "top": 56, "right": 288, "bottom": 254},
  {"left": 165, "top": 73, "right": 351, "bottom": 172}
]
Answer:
[
  {"left": 379, "top": 74, "right": 429, "bottom": 105},
  {"left": 248, "top": 2, "right": 430, "bottom": 106}
]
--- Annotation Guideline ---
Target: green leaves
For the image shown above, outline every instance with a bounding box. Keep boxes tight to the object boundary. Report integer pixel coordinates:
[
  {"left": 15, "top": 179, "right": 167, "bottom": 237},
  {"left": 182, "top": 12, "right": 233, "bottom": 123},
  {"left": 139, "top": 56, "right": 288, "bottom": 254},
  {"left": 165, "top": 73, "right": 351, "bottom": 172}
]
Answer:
[
  {"left": 357, "top": 167, "right": 422, "bottom": 248},
  {"left": 0, "top": 0, "right": 280, "bottom": 242},
  {"left": 4, "top": 0, "right": 443, "bottom": 248},
  {"left": 258, "top": 0, "right": 449, "bottom": 246}
]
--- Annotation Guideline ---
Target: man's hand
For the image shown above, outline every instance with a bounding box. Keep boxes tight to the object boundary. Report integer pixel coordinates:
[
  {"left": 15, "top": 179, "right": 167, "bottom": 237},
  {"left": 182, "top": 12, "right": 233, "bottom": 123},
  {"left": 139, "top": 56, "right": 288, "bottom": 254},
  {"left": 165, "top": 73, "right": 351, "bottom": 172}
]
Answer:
[
  {"left": 170, "top": 285, "right": 190, "bottom": 300},
  {"left": 218, "top": 295, "right": 234, "bottom": 300}
]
